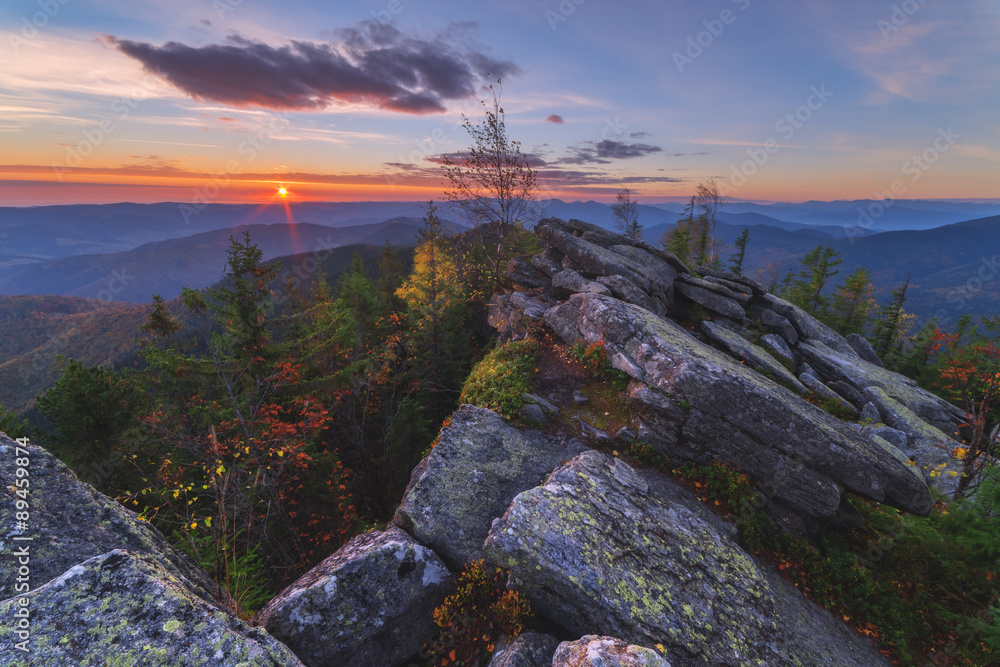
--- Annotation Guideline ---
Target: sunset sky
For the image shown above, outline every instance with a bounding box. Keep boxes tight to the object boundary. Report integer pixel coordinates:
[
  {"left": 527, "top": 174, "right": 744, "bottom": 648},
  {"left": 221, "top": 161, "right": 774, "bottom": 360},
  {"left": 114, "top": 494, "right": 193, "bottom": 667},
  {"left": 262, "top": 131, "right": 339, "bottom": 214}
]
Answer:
[{"left": 2, "top": 0, "right": 999, "bottom": 206}]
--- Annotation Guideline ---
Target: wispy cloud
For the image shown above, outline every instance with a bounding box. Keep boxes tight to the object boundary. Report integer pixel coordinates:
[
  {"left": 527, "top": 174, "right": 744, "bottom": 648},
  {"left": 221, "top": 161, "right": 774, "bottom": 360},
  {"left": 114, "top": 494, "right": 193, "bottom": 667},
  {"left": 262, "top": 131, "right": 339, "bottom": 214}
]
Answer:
[{"left": 109, "top": 23, "right": 519, "bottom": 114}]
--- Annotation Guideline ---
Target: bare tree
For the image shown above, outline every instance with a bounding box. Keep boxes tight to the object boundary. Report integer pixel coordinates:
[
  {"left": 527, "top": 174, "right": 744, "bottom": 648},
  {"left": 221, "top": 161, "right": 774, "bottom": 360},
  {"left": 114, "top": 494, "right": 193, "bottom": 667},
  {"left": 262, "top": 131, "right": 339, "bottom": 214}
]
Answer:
[
  {"left": 442, "top": 80, "right": 537, "bottom": 290},
  {"left": 692, "top": 179, "right": 729, "bottom": 266},
  {"left": 611, "top": 185, "right": 641, "bottom": 240}
]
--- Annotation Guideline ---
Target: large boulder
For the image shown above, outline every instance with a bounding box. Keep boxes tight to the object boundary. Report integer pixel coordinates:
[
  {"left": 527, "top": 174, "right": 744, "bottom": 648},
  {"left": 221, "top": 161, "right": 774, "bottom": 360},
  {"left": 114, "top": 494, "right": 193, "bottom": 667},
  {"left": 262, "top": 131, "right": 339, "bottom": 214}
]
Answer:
[
  {"left": 0, "top": 549, "right": 303, "bottom": 666},
  {"left": 487, "top": 631, "right": 560, "bottom": 667},
  {"left": 544, "top": 294, "right": 933, "bottom": 522},
  {"left": 552, "top": 636, "right": 672, "bottom": 667},
  {"left": 863, "top": 386, "right": 964, "bottom": 496},
  {"left": 393, "top": 406, "right": 575, "bottom": 567},
  {"left": 799, "top": 341, "right": 965, "bottom": 434},
  {"left": 256, "top": 527, "right": 452, "bottom": 667},
  {"left": 0, "top": 434, "right": 220, "bottom": 605},
  {"left": 485, "top": 451, "right": 889, "bottom": 667}
]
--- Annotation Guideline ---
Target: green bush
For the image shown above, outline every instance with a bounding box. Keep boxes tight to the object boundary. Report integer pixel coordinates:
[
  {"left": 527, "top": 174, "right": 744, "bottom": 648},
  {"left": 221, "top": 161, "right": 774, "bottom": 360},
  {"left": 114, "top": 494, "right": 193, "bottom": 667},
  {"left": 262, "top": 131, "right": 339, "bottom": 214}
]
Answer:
[{"left": 459, "top": 340, "right": 538, "bottom": 417}]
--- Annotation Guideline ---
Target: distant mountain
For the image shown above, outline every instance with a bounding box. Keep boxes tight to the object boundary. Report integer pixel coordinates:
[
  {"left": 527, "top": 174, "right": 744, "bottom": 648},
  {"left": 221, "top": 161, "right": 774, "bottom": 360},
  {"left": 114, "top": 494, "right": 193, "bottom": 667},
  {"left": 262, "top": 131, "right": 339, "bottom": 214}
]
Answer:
[
  {"left": 645, "top": 215, "right": 1000, "bottom": 325},
  {"left": 0, "top": 201, "right": 432, "bottom": 268},
  {"left": 0, "top": 219, "right": 425, "bottom": 303},
  {"left": 0, "top": 243, "right": 414, "bottom": 416},
  {"left": 717, "top": 199, "right": 1000, "bottom": 232}
]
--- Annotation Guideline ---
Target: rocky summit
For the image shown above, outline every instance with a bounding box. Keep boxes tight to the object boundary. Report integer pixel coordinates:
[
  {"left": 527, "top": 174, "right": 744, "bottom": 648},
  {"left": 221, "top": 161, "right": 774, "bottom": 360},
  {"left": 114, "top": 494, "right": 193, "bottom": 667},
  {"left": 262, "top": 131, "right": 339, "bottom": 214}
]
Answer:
[{"left": 2, "top": 216, "right": 971, "bottom": 666}]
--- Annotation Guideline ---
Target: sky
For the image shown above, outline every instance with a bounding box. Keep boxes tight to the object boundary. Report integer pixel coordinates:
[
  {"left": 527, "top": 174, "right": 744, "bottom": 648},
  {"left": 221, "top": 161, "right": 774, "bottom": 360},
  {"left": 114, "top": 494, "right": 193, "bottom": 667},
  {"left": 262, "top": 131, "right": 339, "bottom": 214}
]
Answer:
[{"left": 1, "top": 0, "right": 999, "bottom": 206}]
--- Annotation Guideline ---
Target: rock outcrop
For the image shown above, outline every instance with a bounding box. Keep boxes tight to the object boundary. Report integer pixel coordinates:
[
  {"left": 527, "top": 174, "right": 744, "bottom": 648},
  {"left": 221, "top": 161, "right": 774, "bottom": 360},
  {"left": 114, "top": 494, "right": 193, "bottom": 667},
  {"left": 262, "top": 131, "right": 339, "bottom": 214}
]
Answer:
[
  {"left": 545, "top": 292, "right": 931, "bottom": 526},
  {"left": 0, "top": 433, "right": 300, "bottom": 666},
  {"left": 256, "top": 527, "right": 452, "bottom": 667},
  {"left": 0, "top": 550, "right": 303, "bottom": 666},
  {"left": 492, "top": 216, "right": 967, "bottom": 512},
  {"left": 485, "top": 450, "right": 888, "bottom": 667},
  {"left": 0, "top": 434, "right": 220, "bottom": 603},
  {"left": 394, "top": 405, "right": 580, "bottom": 567}
]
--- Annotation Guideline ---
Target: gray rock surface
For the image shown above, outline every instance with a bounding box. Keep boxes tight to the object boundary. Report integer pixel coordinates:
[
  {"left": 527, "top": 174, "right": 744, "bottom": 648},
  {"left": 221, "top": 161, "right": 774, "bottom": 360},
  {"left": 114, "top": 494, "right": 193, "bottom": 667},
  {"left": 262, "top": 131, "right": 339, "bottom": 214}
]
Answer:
[
  {"left": 847, "top": 333, "right": 884, "bottom": 368},
  {"left": 485, "top": 451, "right": 890, "bottom": 667},
  {"left": 552, "top": 269, "right": 612, "bottom": 297},
  {"left": 759, "top": 294, "right": 858, "bottom": 357},
  {"left": 700, "top": 321, "right": 807, "bottom": 393},
  {"left": 747, "top": 304, "right": 799, "bottom": 346},
  {"left": 0, "top": 434, "right": 220, "bottom": 605},
  {"left": 863, "top": 387, "right": 964, "bottom": 495},
  {"left": 760, "top": 333, "right": 795, "bottom": 367},
  {"left": 537, "top": 220, "right": 656, "bottom": 293},
  {"left": 256, "top": 527, "right": 452, "bottom": 667},
  {"left": 860, "top": 402, "right": 882, "bottom": 424},
  {"left": 798, "top": 372, "right": 859, "bottom": 417},
  {"left": 393, "top": 406, "right": 571, "bottom": 567},
  {"left": 506, "top": 258, "right": 551, "bottom": 290},
  {"left": 552, "top": 636, "right": 672, "bottom": 667},
  {"left": 544, "top": 293, "right": 933, "bottom": 521},
  {"left": 489, "top": 292, "right": 554, "bottom": 342},
  {"left": 488, "top": 631, "right": 560, "bottom": 667},
  {"left": 674, "top": 282, "right": 746, "bottom": 320},
  {"left": 800, "top": 341, "right": 965, "bottom": 433},
  {"left": 0, "top": 549, "right": 302, "bottom": 666}
]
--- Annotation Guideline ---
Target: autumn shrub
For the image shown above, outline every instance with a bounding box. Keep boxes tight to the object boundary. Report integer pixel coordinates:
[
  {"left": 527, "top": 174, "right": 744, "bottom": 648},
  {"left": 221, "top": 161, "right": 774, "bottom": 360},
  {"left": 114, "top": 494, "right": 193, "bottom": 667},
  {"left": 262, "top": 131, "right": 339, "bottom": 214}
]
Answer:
[
  {"left": 459, "top": 340, "right": 538, "bottom": 417},
  {"left": 422, "top": 560, "right": 533, "bottom": 666},
  {"left": 571, "top": 340, "right": 629, "bottom": 391}
]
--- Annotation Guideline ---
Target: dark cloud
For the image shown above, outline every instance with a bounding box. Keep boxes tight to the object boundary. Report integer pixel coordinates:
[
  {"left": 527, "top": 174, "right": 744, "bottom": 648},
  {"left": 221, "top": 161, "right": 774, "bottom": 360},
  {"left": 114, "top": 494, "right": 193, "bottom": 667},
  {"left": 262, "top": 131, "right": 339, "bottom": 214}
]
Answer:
[
  {"left": 110, "top": 24, "right": 518, "bottom": 114},
  {"left": 560, "top": 139, "right": 662, "bottom": 165},
  {"left": 423, "top": 151, "right": 549, "bottom": 169},
  {"left": 629, "top": 131, "right": 650, "bottom": 138},
  {"left": 546, "top": 114, "right": 565, "bottom": 124}
]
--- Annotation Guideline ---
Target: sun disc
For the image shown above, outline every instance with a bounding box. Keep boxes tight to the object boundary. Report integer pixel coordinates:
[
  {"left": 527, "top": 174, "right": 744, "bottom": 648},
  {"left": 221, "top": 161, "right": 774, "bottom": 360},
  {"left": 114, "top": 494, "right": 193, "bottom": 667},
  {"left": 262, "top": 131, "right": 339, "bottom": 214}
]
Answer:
[{"left": 278, "top": 187, "right": 288, "bottom": 195}]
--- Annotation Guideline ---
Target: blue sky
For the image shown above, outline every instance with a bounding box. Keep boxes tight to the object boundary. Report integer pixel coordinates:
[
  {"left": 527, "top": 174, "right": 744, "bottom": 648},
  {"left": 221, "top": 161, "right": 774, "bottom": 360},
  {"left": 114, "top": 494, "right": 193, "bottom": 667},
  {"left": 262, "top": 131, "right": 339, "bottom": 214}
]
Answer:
[{"left": 1, "top": 0, "right": 998, "bottom": 205}]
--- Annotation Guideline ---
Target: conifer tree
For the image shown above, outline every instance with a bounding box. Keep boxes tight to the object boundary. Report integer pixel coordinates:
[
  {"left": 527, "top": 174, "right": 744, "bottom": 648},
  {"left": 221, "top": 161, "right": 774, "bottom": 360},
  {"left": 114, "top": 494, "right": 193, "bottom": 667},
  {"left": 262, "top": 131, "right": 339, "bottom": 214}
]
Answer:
[
  {"left": 830, "top": 267, "right": 875, "bottom": 335},
  {"left": 728, "top": 229, "right": 750, "bottom": 276},
  {"left": 788, "top": 245, "right": 842, "bottom": 317},
  {"left": 872, "top": 275, "right": 910, "bottom": 356}
]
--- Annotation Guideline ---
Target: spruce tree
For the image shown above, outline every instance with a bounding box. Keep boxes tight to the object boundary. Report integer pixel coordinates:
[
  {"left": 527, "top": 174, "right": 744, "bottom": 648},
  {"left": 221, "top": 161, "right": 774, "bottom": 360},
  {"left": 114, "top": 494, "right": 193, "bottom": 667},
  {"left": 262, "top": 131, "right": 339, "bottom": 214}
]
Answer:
[{"left": 728, "top": 229, "right": 750, "bottom": 276}]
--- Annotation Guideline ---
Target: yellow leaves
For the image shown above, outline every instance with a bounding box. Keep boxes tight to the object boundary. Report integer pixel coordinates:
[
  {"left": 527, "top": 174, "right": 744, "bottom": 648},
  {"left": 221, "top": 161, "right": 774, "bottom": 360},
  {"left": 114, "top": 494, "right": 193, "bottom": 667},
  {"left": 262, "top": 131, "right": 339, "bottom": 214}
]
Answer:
[
  {"left": 204, "top": 517, "right": 212, "bottom": 527},
  {"left": 216, "top": 465, "right": 225, "bottom": 476},
  {"left": 189, "top": 522, "right": 197, "bottom": 530},
  {"left": 277, "top": 449, "right": 284, "bottom": 458}
]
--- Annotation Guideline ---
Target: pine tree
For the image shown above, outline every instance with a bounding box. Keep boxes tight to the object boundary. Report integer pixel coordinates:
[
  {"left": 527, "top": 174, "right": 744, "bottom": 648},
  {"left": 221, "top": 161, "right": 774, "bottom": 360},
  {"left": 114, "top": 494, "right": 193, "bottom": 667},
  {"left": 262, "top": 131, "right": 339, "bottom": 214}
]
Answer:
[
  {"left": 662, "top": 196, "right": 694, "bottom": 265},
  {"left": 872, "top": 276, "right": 910, "bottom": 356},
  {"left": 788, "top": 245, "right": 842, "bottom": 317},
  {"left": 830, "top": 267, "right": 875, "bottom": 335},
  {"left": 728, "top": 229, "right": 750, "bottom": 276}
]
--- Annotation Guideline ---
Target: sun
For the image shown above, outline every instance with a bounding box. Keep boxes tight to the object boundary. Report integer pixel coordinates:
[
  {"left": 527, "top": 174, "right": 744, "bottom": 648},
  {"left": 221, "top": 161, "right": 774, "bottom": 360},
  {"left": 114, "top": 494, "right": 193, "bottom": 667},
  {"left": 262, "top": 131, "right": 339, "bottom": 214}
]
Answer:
[{"left": 278, "top": 187, "right": 288, "bottom": 196}]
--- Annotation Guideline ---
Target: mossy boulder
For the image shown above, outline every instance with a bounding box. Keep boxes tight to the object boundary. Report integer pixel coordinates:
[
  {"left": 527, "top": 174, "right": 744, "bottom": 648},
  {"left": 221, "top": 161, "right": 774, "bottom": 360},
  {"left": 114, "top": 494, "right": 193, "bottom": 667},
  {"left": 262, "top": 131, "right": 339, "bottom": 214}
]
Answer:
[
  {"left": 0, "top": 433, "right": 220, "bottom": 605},
  {"left": 0, "top": 549, "right": 301, "bottom": 666},
  {"left": 256, "top": 527, "right": 452, "bottom": 667},
  {"left": 485, "top": 451, "right": 889, "bottom": 667},
  {"left": 393, "top": 406, "right": 576, "bottom": 567}
]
